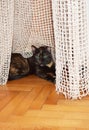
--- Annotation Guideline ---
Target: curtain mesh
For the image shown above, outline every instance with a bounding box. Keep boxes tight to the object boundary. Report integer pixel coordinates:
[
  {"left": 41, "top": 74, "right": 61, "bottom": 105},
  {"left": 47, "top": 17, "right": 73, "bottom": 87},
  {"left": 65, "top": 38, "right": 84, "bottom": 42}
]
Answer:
[
  {"left": 0, "top": 0, "right": 89, "bottom": 99},
  {"left": 52, "top": 0, "right": 89, "bottom": 99},
  {"left": 12, "top": 0, "right": 55, "bottom": 57},
  {"left": 12, "top": 0, "right": 32, "bottom": 56},
  {"left": 29, "top": 0, "right": 54, "bottom": 47},
  {"left": 0, "top": 0, "right": 14, "bottom": 85}
]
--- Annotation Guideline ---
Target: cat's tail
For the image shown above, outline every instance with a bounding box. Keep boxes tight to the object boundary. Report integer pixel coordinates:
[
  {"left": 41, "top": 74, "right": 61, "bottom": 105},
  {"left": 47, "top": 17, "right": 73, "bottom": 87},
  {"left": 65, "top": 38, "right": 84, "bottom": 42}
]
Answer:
[{"left": 8, "top": 73, "right": 29, "bottom": 81}]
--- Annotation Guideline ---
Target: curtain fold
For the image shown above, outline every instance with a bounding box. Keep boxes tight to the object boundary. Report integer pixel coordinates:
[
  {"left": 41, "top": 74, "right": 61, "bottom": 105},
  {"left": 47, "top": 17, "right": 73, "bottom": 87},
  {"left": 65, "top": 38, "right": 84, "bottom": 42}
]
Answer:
[
  {"left": 12, "top": 0, "right": 55, "bottom": 57},
  {"left": 52, "top": 0, "right": 89, "bottom": 99},
  {"left": 12, "top": 0, "right": 32, "bottom": 56},
  {"left": 0, "top": 0, "right": 14, "bottom": 85}
]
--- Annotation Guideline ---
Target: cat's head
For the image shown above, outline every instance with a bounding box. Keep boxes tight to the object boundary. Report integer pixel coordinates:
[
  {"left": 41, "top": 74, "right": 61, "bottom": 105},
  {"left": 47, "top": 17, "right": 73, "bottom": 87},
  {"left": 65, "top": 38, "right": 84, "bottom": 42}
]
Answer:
[{"left": 31, "top": 45, "right": 53, "bottom": 67}]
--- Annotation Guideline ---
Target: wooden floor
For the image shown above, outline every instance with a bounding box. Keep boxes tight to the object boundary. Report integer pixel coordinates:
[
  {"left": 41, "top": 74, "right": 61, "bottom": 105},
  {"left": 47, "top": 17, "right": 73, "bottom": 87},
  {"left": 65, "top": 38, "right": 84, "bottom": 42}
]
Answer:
[{"left": 0, "top": 75, "right": 89, "bottom": 130}]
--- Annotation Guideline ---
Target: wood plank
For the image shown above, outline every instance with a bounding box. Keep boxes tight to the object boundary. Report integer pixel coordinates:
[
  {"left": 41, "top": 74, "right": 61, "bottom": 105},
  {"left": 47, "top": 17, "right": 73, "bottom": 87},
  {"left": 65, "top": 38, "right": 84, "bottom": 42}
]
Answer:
[
  {"left": 29, "top": 86, "right": 53, "bottom": 109},
  {"left": 45, "top": 87, "right": 65, "bottom": 104},
  {"left": 0, "top": 91, "right": 29, "bottom": 117},
  {"left": 0, "top": 91, "right": 18, "bottom": 111},
  {"left": 57, "top": 99, "right": 89, "bottom": 106},
  {"left": 0, "top": 122, "right": 88, "bottom": 130},
  {"left": 3, "top": 115, "right": 89, "bottom": 129},
  {"left": 13, "top": 86, "right": 43, "bottom": 115},
  {"left": 42, "top": 104, "right": 89, "bottom": 112},
  {"left": 24, "top": 110, "right": 89, "bottom": 120},
  {"left": 0, "top": 123, "right": 76, "bottom": 130},
  {"left": 7, "top": 84, "right": 33, "bottom": 91}
]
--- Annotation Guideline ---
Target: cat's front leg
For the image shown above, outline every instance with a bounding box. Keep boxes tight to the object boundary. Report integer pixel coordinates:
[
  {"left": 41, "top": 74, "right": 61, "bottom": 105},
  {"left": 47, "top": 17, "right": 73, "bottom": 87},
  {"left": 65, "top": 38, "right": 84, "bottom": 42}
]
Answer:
[
  {"left": 46, "top": 74, "right": 55, "bottom": 83},
  {"left": 39, "top": 73, "right": 55, "bottom": 83},
  {"left": 35, "top": 68, "right": 55, "bottom": 83}
]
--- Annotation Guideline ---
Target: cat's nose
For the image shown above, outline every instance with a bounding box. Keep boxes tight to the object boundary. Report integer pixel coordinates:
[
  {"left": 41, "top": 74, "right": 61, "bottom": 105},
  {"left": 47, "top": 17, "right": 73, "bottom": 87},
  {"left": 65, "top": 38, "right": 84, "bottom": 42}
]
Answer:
[{"left": 40, "top": 64, "right": 43, "bottom": 66}]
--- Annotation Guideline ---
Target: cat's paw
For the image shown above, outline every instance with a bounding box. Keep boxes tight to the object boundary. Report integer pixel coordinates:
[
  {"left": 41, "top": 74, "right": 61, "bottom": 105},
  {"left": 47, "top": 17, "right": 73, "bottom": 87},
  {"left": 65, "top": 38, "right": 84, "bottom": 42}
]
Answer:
[
  {"left": 51, "top": 78, "right": 56, "bottom": 84},
  {"left": 46, "top": 76, "right": 55, "bottom": 84}
]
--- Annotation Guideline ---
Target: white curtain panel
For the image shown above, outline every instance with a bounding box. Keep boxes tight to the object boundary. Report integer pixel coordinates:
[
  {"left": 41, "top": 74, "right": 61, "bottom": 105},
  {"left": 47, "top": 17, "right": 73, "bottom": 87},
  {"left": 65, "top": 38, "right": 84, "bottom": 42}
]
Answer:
[
  {"left": 0, "top": 0, "right": 89, "bottom": 99},
  {"left": 12, "top": 0, "right": 33, "bottom": 56},
  {"left": 12, "top": 0, "right": 55, "bottom": 57},
  {"left": 52, "top": 0, "right": 89, "bottom": 99},
  {"left": 0, "top": 0, "right": 14, "bottom": 85}
]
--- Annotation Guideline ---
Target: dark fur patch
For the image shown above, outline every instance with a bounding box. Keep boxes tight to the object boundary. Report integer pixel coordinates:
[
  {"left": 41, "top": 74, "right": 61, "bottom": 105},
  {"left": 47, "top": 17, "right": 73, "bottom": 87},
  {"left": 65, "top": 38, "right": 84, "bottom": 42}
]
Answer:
[{"left": 9, "top": 53, "right": 30, "bottom": 80}]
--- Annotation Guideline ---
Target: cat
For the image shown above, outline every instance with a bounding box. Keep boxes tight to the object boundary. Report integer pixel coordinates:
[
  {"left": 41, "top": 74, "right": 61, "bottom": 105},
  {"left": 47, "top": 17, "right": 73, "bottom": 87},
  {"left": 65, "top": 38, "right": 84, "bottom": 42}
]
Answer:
[{"left": 8, "top": 45, "right": 55, "bottom": 83}]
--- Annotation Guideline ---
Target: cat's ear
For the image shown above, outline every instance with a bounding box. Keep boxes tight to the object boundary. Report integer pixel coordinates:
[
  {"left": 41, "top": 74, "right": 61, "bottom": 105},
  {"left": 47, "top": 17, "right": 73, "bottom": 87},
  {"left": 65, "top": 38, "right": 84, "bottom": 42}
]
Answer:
[
  {"left": 46, "top": 46, "right": 51, "bottom": 52},
  {"left": 31, "top": 45, "right": 37, "bottom": 54}
]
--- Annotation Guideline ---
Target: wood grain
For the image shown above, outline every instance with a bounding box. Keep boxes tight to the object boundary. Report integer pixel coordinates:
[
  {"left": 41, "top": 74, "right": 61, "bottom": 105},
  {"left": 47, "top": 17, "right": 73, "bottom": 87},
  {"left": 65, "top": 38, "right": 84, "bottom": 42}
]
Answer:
[{"left": 0, "top": 75, "right": 89, "bottom": 130}]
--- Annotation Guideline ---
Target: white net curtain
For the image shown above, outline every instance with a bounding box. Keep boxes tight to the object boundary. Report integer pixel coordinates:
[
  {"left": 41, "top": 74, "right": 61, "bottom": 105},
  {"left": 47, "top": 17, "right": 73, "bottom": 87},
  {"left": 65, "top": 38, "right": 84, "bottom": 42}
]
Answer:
[
  {"left": 0, "top": 0, "right": 89, "bottom": 99},
  {"left": 0, "top": 0, "right": 14, "bottom": 85},
  {"left": 52, "top": 0, "right": 89, "bottom": 99}
]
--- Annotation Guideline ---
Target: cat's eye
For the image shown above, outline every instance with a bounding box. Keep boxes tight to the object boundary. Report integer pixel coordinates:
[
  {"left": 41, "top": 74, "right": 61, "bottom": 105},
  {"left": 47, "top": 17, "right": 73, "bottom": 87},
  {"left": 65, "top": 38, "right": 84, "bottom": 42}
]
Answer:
[
  {"left": 35, "top": 55, "right": 39, "bottom": 60},
  {"left": 43, "top": 55, "right": 47, "bottom": 58}
]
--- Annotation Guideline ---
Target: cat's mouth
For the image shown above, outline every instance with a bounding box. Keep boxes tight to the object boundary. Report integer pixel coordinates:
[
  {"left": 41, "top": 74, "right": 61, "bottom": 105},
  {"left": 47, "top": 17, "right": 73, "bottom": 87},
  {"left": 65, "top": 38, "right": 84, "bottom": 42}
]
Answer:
[
  {"left": 39, "top": 61, "right": 53, "bottom": 67},
  {"left": 40, "top": 64, "right": 44, "bottom": 67}
]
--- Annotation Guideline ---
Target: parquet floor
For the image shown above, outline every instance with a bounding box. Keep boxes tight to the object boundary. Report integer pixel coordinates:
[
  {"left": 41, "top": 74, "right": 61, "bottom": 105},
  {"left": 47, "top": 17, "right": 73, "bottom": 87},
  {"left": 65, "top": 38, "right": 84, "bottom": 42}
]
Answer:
[{"left": 0, "top": 75, "right": 89, "bottom": 130}]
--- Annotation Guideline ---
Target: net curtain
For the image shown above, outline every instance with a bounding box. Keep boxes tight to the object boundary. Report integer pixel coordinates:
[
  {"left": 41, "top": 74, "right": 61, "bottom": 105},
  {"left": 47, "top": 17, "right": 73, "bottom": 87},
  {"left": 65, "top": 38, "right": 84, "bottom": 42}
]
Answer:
[
  {"left": 0, "top": 0, "right": 14, "bottom": 85},
  {"left": 0, "top": 0, "right": 89, "bottom": 99}
]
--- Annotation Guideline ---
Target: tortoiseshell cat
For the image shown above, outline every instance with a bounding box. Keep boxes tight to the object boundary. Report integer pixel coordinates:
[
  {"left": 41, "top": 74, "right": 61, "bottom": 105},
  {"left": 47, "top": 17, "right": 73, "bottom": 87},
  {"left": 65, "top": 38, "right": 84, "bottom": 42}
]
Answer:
[{"left": 8, "top": 45, "right": 55, "bottom": 83}]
